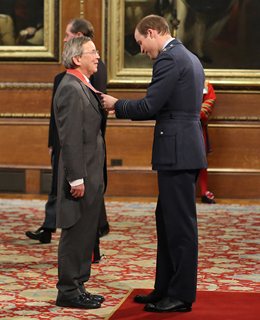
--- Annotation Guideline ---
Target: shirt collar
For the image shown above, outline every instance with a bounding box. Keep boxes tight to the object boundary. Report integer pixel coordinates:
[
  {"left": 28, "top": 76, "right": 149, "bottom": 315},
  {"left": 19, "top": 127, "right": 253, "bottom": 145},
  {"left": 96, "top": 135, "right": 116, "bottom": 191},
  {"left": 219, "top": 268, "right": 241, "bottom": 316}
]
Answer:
[
  {"left": 83, "top": 74, "right": 90, "bottom": 83},
  {"left": 162, "top": 37, "right": 175, "bottom": 50}
]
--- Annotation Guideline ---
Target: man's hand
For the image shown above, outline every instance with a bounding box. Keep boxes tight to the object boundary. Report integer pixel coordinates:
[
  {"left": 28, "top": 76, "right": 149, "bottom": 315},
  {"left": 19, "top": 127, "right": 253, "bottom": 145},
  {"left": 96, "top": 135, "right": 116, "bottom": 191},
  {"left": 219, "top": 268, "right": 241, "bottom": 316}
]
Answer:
[
  {"left": 101, "top": 93, "right": 118, "bottom": 114},
  {"left": 20, "top": 27, "right": 37, "bottom": 38},
  {"left": 70, "top": 183, "right": 85, "bottom": 198}
]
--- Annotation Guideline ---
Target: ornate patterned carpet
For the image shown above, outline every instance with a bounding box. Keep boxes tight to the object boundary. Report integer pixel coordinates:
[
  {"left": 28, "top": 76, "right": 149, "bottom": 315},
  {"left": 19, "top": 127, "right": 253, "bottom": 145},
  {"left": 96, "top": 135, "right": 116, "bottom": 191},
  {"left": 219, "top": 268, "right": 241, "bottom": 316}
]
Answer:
[{"left": 0, "top": 199, "right": 259, "bottom": 319}]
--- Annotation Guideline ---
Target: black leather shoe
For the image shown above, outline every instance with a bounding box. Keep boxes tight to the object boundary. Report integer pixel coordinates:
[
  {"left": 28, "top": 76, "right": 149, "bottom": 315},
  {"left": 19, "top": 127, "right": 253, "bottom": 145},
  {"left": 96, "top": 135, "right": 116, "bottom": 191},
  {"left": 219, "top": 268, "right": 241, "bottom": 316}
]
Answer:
[
  {"left": 144, "top": 297, "right": 192, "bottom": 312},
  {"left": 134, "top": 290, "right": 162, "bottom": 304},
  {"left": 92, "top": 254, "right": 104, "bottom": 264},
  {"left": 83, "top": 291, "right": 105, "bottom": 303},
  {"left": 201, "top": 191, "right": 216, "bottom": 204},
  {"left": 25, "top": 228, "right": 52, "bottom": 244},
  {"left": 201, "top": 195, "right": 216, "bottom": 204},
  {"left": 56, "top": 293, "right": 101, "bottom": 309},
  {"left": 99, "top": 222, "right": 110, "bottom": 237}
]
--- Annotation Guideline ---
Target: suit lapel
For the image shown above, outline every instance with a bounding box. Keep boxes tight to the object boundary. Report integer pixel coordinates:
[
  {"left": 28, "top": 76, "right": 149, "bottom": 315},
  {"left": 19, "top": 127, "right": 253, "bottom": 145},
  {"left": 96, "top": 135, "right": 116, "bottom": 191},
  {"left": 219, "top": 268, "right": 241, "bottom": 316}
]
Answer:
[
  {"left": 66, "top": 69, "right": 103, "bottom": 116},
  {"left": 80, "top": 83, "right": 107, "bottom": 138},
  {"left": 80, "top": 82, "right": 103, "bottom": 116}
]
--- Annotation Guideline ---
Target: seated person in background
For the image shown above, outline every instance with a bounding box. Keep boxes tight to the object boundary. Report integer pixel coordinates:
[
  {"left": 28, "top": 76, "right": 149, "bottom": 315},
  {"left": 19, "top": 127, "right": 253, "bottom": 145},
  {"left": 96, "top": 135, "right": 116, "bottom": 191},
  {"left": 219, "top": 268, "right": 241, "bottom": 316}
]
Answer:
[{"left": 199, "top": 80, "right": 216, "bottom": 204}]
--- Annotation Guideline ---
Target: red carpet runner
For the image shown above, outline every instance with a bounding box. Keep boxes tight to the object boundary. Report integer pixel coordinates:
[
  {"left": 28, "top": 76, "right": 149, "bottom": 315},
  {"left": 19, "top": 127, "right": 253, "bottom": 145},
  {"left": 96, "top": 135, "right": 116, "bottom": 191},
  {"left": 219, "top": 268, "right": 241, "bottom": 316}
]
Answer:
[{"left": 107, "top": 289, "right": 260, "bottom": 320}]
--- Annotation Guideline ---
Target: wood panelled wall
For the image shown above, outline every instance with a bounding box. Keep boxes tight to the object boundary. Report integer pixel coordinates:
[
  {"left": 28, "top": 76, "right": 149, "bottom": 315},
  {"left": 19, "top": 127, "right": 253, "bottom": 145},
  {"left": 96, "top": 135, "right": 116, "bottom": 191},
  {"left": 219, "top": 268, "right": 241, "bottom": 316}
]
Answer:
[{"left": 0, "top": 0, "right": 259, "bottom": 199}]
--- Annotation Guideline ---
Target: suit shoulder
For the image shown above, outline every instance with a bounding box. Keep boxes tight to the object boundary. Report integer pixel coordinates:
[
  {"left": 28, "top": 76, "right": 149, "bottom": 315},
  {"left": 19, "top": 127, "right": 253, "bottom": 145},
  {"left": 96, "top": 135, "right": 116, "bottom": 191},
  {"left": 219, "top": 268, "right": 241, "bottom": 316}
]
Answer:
[
  {"left": 54, "top": 71, "right": 66, "bottom": 84},
  {"left": 55, "top": 76, "right": 74, "bottom": 95}
]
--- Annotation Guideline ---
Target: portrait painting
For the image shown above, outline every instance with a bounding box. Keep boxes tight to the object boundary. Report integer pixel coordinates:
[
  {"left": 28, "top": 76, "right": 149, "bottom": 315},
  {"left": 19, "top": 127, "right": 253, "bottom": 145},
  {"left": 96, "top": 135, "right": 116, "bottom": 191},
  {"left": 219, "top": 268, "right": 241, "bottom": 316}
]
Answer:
[
  {"left": 106, "top": 0, "right": 260, "bottom": 86},
  {"left": 0, "top": 0, "right": 59, "bottom": 61}
]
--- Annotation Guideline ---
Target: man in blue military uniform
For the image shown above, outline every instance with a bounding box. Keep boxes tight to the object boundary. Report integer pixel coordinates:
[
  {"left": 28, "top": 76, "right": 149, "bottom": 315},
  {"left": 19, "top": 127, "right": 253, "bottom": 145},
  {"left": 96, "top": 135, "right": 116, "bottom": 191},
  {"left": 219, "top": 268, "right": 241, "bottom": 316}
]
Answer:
[{"left": 102, "top": 14, "right": 206, "bottom": 313}]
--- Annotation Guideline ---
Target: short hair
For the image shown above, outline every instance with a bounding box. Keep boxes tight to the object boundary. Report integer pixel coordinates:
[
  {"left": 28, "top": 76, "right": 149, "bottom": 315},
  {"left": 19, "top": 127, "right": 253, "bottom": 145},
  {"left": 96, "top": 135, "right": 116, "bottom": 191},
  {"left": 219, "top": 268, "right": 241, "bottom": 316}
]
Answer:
[
  {"left": 69, "top": 18, "right": 94, "bottom": 39},
  {"left": 62, "top": 36, "right": 91, "bottom": 69},
  {"left": 136, "top": 14, "right": 170, "bottom": 36}
]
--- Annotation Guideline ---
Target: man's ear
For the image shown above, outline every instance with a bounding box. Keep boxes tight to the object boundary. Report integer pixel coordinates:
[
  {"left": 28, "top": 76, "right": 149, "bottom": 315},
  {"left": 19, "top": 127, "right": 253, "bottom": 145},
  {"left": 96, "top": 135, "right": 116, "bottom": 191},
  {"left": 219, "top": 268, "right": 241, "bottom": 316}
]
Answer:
[
  {"left": 147, "top": 28, "right": 156, "bottom": 39},
  {"left": 76, "top": 32, "right": 84, "bottom": 37},
  {"left": 72, "top": 56, "right": 81, "bottom": 66},
  {"left": 147, "top": 29, "right": 152, "bottom": 38}
]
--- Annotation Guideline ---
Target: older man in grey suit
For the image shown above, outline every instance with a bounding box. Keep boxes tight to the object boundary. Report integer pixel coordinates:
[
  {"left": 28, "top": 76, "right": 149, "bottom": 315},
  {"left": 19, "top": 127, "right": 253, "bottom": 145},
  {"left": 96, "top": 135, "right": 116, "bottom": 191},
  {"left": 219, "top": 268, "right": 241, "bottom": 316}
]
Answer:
[
  {"left": 102, "top": 15, "right": 207, "bottom": 313},
  {"left": 54, "top": 36, "right": 106, "bottom": 309}
]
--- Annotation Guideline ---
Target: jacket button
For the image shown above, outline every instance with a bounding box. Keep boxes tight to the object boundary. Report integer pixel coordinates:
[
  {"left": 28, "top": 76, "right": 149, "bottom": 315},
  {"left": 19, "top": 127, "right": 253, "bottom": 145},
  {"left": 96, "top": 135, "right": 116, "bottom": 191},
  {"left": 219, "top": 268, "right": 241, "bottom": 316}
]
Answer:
[{"left": 160, "top": 131, "right": 164, "bottom": 135}]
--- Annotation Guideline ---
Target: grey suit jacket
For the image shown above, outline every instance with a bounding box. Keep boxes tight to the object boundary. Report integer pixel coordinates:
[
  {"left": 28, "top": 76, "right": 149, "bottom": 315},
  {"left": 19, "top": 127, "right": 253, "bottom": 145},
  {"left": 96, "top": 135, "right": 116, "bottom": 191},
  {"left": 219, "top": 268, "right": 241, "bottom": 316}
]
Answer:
[
  {"left": 115, "top": 39, "right": 207, "bottom": 171},
  {"left": 54, "top": 73, "right": 105, "bottom": 228}
]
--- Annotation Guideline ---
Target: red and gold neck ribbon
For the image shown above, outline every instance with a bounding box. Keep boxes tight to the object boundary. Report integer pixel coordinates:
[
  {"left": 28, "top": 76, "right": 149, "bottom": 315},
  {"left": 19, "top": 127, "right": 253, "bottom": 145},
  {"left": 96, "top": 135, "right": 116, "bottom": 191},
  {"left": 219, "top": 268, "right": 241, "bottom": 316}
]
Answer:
[{"left": 67, "top": 69, "right": 100, "bottom": 93}]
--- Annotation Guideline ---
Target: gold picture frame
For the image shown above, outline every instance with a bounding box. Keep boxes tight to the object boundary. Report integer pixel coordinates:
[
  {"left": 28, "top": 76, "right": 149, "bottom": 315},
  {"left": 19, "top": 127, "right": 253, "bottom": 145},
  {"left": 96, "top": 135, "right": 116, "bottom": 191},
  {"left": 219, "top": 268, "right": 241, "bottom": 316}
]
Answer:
[
  {"left": 0, "top": 0, "right": 59, "bottom": 62},
  {"left": 105, "top": 0, "right": 260, "bottom": 88}
]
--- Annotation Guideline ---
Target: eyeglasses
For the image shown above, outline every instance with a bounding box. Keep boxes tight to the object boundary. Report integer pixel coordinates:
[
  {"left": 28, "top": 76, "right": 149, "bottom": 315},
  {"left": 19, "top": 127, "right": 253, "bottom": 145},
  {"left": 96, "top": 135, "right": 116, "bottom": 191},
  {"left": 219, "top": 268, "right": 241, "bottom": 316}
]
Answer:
[{"left": 82, "top": 50, "right": 99, "bottom": 56}]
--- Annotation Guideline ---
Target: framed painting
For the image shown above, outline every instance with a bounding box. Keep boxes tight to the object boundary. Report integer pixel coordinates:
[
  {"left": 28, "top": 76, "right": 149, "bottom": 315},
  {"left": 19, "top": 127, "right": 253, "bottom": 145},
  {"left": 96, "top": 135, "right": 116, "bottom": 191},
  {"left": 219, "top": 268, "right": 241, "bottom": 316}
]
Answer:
[
  {"left": 0, "top": 0, "right": 59, "bottom": 62},
  {"left": 104, "top": 0, "right": 260, "bottom": 88}
]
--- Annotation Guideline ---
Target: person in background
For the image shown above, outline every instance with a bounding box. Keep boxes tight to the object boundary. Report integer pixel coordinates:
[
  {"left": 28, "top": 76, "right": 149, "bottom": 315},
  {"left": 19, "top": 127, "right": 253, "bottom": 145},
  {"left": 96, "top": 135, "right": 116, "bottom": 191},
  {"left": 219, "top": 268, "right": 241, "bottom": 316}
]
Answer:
[
  {"left": 25, "top": 19, "right": 109, "bottom": 261},
  {"left": 102, "top": 15, "right": 206, "bottom": 313},
  {"left": 54, "top": 36, "right": 106, "bottom": 309},
  {"left": 199, "top": 80, "right": 216, "bottom": 204}
]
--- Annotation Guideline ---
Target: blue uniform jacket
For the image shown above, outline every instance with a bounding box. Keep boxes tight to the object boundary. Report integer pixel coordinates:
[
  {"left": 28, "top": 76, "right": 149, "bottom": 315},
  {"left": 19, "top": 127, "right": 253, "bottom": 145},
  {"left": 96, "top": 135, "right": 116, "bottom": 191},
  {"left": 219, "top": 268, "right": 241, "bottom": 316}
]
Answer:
[{"left": 115, "top": 39, "right": 207, "bottom": 171}]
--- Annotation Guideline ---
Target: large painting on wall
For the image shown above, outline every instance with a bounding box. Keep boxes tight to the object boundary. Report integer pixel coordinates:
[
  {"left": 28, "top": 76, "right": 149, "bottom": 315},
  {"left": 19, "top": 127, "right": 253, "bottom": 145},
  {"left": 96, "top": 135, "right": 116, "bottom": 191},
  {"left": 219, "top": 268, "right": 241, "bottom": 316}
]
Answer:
[
  {"left": 105, "top": 0, "right": 260, "bottom": 87},
  {"left": 0, "top": 0, "right": 59, "bottom": 61}
]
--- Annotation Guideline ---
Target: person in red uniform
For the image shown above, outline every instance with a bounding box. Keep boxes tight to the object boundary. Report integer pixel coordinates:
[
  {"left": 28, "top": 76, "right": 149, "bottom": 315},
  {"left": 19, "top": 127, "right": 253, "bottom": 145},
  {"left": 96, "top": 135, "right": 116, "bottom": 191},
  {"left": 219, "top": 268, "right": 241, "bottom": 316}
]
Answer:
[{"left": 199, "top": 80, "right": 216, "bottom": 203}]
